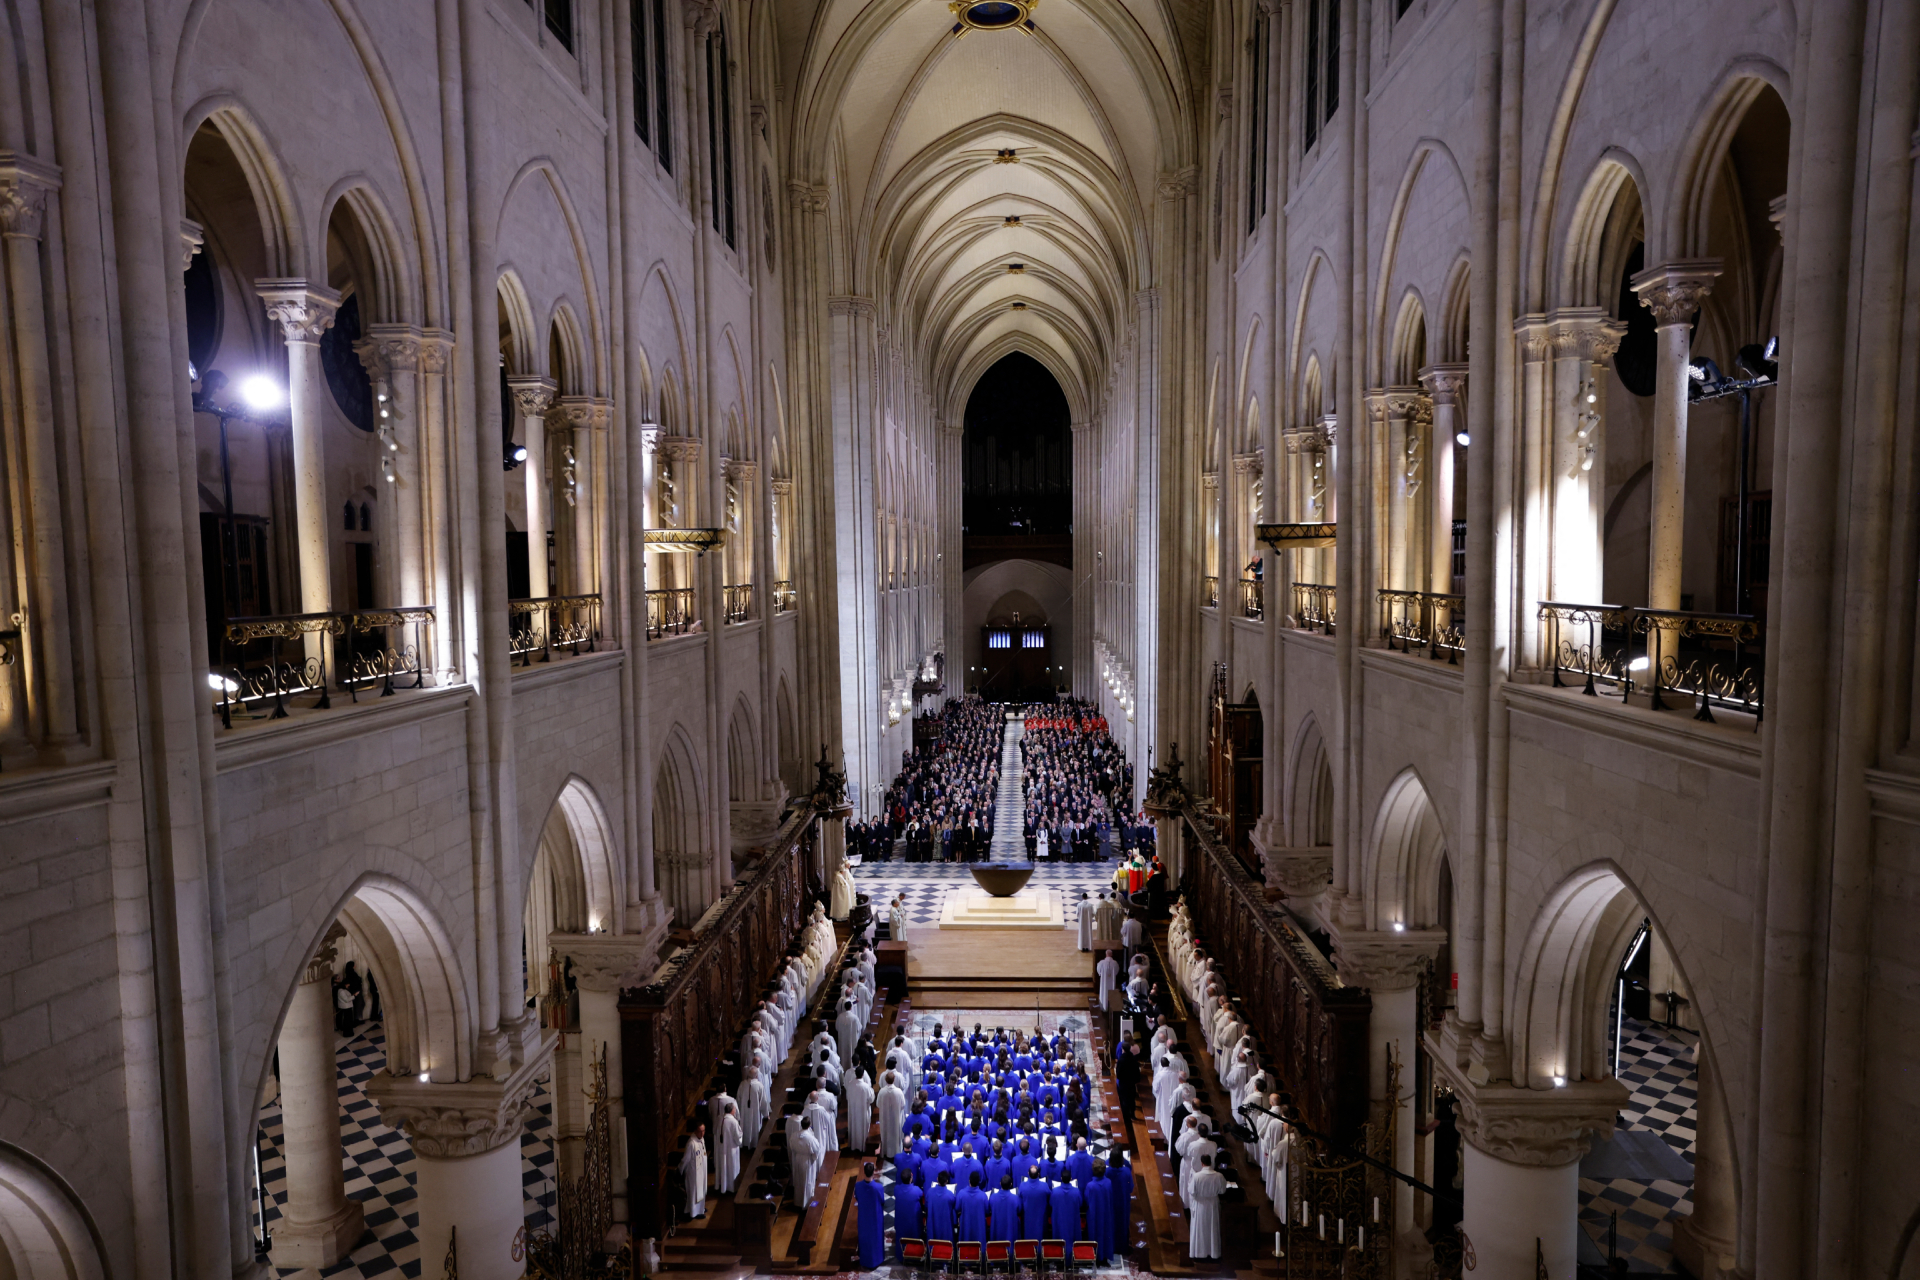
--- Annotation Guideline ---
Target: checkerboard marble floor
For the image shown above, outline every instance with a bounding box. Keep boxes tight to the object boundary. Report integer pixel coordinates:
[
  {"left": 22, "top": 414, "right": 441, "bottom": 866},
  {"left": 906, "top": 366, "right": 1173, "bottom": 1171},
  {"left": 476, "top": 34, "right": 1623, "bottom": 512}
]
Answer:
[
  {"left": 1576, "top": 1016, "right": 1699, "bottom": 1273},
  {"left": 253, "top": 1020, "right": 556, "bottom": 1278},
  {"left": 851, "top": 862, "right": 1118, "bottom": 927}
]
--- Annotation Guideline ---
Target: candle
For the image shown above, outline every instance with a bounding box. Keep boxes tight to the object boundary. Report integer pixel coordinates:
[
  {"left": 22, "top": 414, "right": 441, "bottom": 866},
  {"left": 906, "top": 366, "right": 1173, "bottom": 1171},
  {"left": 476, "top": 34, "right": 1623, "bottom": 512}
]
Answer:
[
  {"left": 1318, "top": 1214, "right": 1325, "bottom": 1240},
  {"left": 1373, "top": 1196, "right": 1380, "bottom": 1223},
  {"left": 1301, "top": 1200, "right": 1309, "bottom": 1228},
  {"left": 1275, "top": 1231, "right": 1282, "bottom": 1257},
  {"left": 1358, "top": 1227, "right": 1366, "bottom": 1251},
  {"left": 1338, "top": 1218, "right": 1345, "bottom": 1244}
]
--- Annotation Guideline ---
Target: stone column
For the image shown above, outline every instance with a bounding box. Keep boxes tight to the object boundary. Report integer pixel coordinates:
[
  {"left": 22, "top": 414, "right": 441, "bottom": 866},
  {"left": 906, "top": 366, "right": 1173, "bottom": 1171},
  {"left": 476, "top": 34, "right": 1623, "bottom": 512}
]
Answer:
[
  {"left": 507, "top": 377, "right": 558, "bottom": 601},
  {"left": 272, "top": 931, "right": 364, "bottom": 1267},
  {"left": 1514, "top": 318, "right": 1553, "bottom": 670},
  {"left": 1418, "top": 366, "right": 1467, "bottom": 594},
  {"left": 1628, "top": 261, "right": 1720, "bottom": 611},
  {"left": 1435, "top": 1070, "right": 1627, "bottom": 1280},
  {"left": 419, "top": 333, "right": 459, "bottom": 678},
  {"left": 256, "top": 281, "right": 343, "bottom": 650},
  {"left": 552, "top": 929, "right": 669, "bottom": 1234},
  {"left": 1334, "top": 930, "right": 1445, "bottom": 1242},
  {"left": 368, "top": 1045, "right": 554, "bottom": 1280},
  {"left": 1546, "top": 311, "right": 1625, "bottom": 605},
  {"left": 0, "top": 156, "right": 80, "bottom": 755},
  {"left": 559, "top": 395, "right": 600, "bottom": 597},
  {"left": 357, "top": 327, "right": 427, "bottom": 610},
  {"left": 1231, "top": 452, "right": 1263, "bottom": 614},
  {"left": 1382, "top": 389, "right": 1424, "bottom": 592},
  {"left": 1672, "top": 1046, "right": 1737, "bottom": 1279}
]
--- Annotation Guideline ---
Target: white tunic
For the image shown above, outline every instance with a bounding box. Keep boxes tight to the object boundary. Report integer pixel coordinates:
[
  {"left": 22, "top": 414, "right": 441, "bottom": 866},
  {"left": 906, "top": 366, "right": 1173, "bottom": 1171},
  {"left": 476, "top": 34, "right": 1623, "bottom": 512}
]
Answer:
[
  {"left": 877, "top": 1079, "right": 908, "bottom": 1156},
  {"left": 1076, "top": 899, "right": 1094, "bottom": 950},
  {"left": 716, "top": 1109, "right": 743, "bottom": 1193},
  {"left": 845, "top": 1070, "right": 875, "bottom": 1153},
  {"left": 1096, "top": 954, "right": 1120, "bottom": 1011},
  {"left": 836, "top": 1004, "right": 864, "bottom": 1061},
  {"left": 1187, "top": 1167, "right": 1226, "bottom": 1259},
  {"left": 680, "top": 1136, "right": 708, "bottom": 1217}
]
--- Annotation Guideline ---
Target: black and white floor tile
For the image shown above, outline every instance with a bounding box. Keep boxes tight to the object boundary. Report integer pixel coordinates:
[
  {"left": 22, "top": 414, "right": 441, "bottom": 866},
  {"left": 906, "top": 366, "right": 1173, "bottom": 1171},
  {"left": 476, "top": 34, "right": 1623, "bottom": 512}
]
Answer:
[
  {"left": 851, "top": 862, "right": 1119, "bottom": 927},
  {"left": 254, "top": 1021, "right": 557, "bottom": 1279},
  {"left": 1576, "top": 1016, "right": 1699, "bottom": 1273}
]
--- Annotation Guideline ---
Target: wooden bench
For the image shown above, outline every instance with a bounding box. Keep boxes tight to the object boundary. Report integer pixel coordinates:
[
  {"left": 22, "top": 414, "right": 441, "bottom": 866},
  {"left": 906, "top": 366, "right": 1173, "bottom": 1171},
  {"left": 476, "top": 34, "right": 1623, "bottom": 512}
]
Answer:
[{"left": 793, "top": 1150, "right": 841, "bottom": 1252}]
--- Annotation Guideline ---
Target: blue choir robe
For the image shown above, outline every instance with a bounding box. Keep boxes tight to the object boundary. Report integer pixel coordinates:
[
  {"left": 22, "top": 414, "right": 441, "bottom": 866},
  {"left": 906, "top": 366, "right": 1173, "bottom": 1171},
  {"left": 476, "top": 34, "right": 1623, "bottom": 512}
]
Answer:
[
  {"left": 926, "top": 1184, "right": 957, "bottom": 1241},
  {"left": 1082, "top": 1174, "right": 1113, "bottom": 1260},
  {"left": 1017, "top": 1178, "right": 1052, "bottom": 1239},
  {"left": 1066, "top": 1149, "right": 1095, "bottom": 1189},
  {"left": 1038, "top": 1082, "right": 1061, "bottom": 1105},
  {"left": 911, "top": 1136, "right": 933, "bottom": 1158},
  {"left": 952, "top": 1155, "right": 984, "bottom": 1188},
  {"left": 985, "top": 1155, "right": 1012, "bottom": 1189},
  {"left": 957, "top": 1186, "right": 990, "bottom": 1244},
  {"left": 922, "top": 1155, "right": 950, "bottom": 1189},
  {"left": 1013, "top": 1052, "right": 1034, "bottom": 1071},
  {"left": 1048, "top": 1181, "right": 1083, "bottom": 1242},
  {"left": 989, "top": 1187, "right": 1021, "bottom": 1241},
  {"left": 893, "top": 1182, "right": 925, "bottom": 1249},
  {"left": 1108, "top": 1162, "right": 1133, "bottom": 1245},
  {"left": 895, "top": 1150, "right": 922, "bottom": 1186},
  {"left": 856, "top": 1178, "right": 888, "bottom": 1267}
]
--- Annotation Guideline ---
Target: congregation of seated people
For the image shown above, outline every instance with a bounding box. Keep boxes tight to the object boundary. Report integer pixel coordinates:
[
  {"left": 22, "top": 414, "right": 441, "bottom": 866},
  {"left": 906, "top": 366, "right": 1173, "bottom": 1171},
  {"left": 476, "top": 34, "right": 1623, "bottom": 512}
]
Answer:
[
  {"left": 1019, "top": 702, "right": 1138, "bottom": 862},
  {"left": 873, "top": 1023, "right": 1136, "bottom": 1264},
  {"left": 862, "top": 695, "right": 1006, "bottom": 863}
]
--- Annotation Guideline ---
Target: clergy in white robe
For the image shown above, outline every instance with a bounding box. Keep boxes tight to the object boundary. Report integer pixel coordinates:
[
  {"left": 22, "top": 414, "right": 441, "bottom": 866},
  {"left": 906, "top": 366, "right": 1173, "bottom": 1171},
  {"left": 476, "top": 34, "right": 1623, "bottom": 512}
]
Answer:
[
  {"left": 1096, "top": 951, "right": 1120, "bottom": 1012},
  {"left": 681, "top": 1126, "right": 709, "bottom": 1218},
  {"left": 810, "top": 1030, "right": 842, "bottom": 1065},
  {"left": 877, "top": 1071, "right": 908, "bottom": 1157},
  {"left": 836, "top": 999, "right": 863, "bottom": 1061},
  {"left": 1187, "top": 1157, "right": 1226, "bottom": 1259},
  {"left": 1076, "top": 893, "right": 1094, "bottom": 951},
  {"left": 1181, "top": 1132, "right": 1216, "bottom": 1207},
  {"left": 806, "top": 1088, "right": 839, "bottom": 1152},
  {"left": 810, "top": 1049, "right": 843, "bottom": 1088},
  {"left": 1097, "top": 895, "right": 1124, "bottom": 939},
  {"left": 831, "top": 862, "right": 856, "bottom": 919},
  {"left": 790, "top": 1117, "right": 825, "bottom": 1206},
  {"left": 1173, "top": 1116, "right": 1203, "bottom": 1198},
  {"left": 845, "top": 1069, "right": 875, "bottom": 1154},
  {"left": 741, "top": 1060, "right": 770, "bottom": 1142},
  {"left": 716, "top": 1103, "right": 743, "bottom": 1193}
]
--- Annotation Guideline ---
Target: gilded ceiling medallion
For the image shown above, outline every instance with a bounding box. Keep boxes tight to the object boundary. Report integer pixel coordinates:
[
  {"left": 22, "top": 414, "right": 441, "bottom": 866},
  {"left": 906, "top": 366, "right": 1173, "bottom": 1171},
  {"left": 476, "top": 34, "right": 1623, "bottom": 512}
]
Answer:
[{"left": 949, "top": 0, "right": 1034, "bottom": 31}]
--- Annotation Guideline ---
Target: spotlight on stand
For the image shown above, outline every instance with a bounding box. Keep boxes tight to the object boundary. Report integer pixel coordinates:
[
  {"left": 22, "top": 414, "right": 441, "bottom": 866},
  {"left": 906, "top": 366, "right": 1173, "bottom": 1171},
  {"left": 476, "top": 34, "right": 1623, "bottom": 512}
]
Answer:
[
  {"left": 238, "top": 374, "right": 284, "bottom": 412},
  {"left": 1736, "top": 337, "right": 1779, "bottom": 383},
  {"left": 1455, "top": 431, "right": 1471, "bottom": 447},
  {"left": 504, "top": 442, "right": 529, "bottom": 472}
]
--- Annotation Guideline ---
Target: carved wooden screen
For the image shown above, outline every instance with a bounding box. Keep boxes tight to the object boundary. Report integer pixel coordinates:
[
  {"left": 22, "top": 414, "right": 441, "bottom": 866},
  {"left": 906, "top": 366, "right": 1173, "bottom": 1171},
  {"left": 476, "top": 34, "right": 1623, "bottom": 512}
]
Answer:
[
  {"left": 621, "top": 808, "right": 818, "bottom": 1232},
  {"left": 1180, "top": 810, "right": 1370, "bottom": 1144}
]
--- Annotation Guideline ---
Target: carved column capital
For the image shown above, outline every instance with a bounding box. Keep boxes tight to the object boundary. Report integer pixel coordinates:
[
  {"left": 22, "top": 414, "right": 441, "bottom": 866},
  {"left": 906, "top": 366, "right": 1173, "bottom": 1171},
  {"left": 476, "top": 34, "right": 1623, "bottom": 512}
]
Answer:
[
  {"left": 1547, "top": 307, "right": 1628, "bottom": 365},
  {"left": 770, "top": 477, "right": 795, "bottom": 496},
  {"left": 559, "top": 394, "right": 599, "bottom": 430},
  {"left": 1629, "top": 259, "right": 1723, "bottom": 326},
  {"left": 1200, "top": 471, "right": 1220, "bottom": 491},
  {"left": 549, "top": 930, "right": 668, "bottom": 994},
  {"left": 1418, "top": 362, "right": 1469, "bottom": 405},
  {"left": 1383, "top": 386, "right": 1427, "bottom": 422},
  {"left": 1258, "top": 845, "right": 1333, "bottom": 898},
  {"left": 179, "top": 219, "right": 205, "bottom": 271},
  {"left": 366, "top": 1042, "right": 555, "bottom": 1158},
  {"left": 256, "top": 279, "right": 343, "bottom": 344},
  {"left": 722, "top": 457, "right": 759, "bottom": 481},
  {"left": 418, "top": 330, "right": 455, "bottom": 373},
  {"left": 355, "top": 324, "right": 425, "bottom": 378},
  {"left": 1331, "top": 927, "right": 1446, "bottom": 993},
  {"left": 1231, "top": 451, "right": 1263, "bottom": 477},
  {"left": 301, "top": 922, "right": 348, "bottom": 985},
  {"left": 506, "top": 375, "right": 558, "bottom": 418},
  {"left": 828, "top": 295, "right": 876, "bottom": 319},
  {"left": 684, "top": 0, "right": 719, "bottom": 36},
  {"left": 0, "top": 154, "right": 60, "bottom": 241},
  {"left": 787, "top": 179, "right": 829, "bottom": 213},
  {"left": 1428, "top": 1067, "right": 1629, "bottom": 1168},
  {"left": 655, "top": 433, "right": 702, "bottom": 463},
  {"left": 1157, "top": 167, "right": 1199, "bottom": 200},
  {"left": 1514, "top": 314, "right": 1553, "bottom": 361}
]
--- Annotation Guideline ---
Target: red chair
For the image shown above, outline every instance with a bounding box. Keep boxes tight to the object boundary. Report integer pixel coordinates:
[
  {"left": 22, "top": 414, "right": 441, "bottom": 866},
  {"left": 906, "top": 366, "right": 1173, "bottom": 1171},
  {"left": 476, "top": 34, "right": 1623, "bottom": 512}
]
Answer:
[
  {"left": 986, "top": 1240, "right": 1012, "bottom": 1274},
  {"left": 1041, "top": 1238, "right": 1068, "bottom": 1274},
  {"left": 1070, "top": 1241, "right": 1098, "bottom": 1274},
  {"left": 900, "top": 1238, "right": 928, "bottom": 1273},
  {"left": 929, "top": 1239, "right": 956, "bottom": 1273},
  {"left": 957, "top": 1241, "right": 984, "bottom": 1267},
  {"left": 1013, "top": 1239, "right": 1040, "bottom": 1270}
]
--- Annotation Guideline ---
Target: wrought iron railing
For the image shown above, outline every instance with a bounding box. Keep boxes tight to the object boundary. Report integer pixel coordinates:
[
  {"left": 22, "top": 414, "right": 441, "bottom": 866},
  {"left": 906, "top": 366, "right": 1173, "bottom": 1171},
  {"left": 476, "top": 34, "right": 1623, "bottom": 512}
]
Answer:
[
  {"left": 1291, "top": 581, "right": 1337, "bottom": 633},
  {"left": 1202, "top": 575, "right": 1220, "bottom": 608},
  {"left": 520, "top": 1045, "right": 612, "bottom": 1279},
  {"left": 771, "top": 579, "right": 796, "bottom": 613},
  {"left": 645, "top": 587, "right": 696, "bottom": 639},
  {"left": 1539, "top": 600, "right": 1763, "bottom": 725},
  {"left": 214, "top": 606, "right": 434, "bottom": 725},
  {"left": 509, "top": 594, "right": 602, "bottom": 666},
  {"left": 722, "top": 582, "right": 754, "bottom": 624},
  {"left": 1378, "top": 589, "right": 1466, "bottom": 662},
  {"left": 1239, "top": 576, "right": 1264, "bottom": 619}
]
